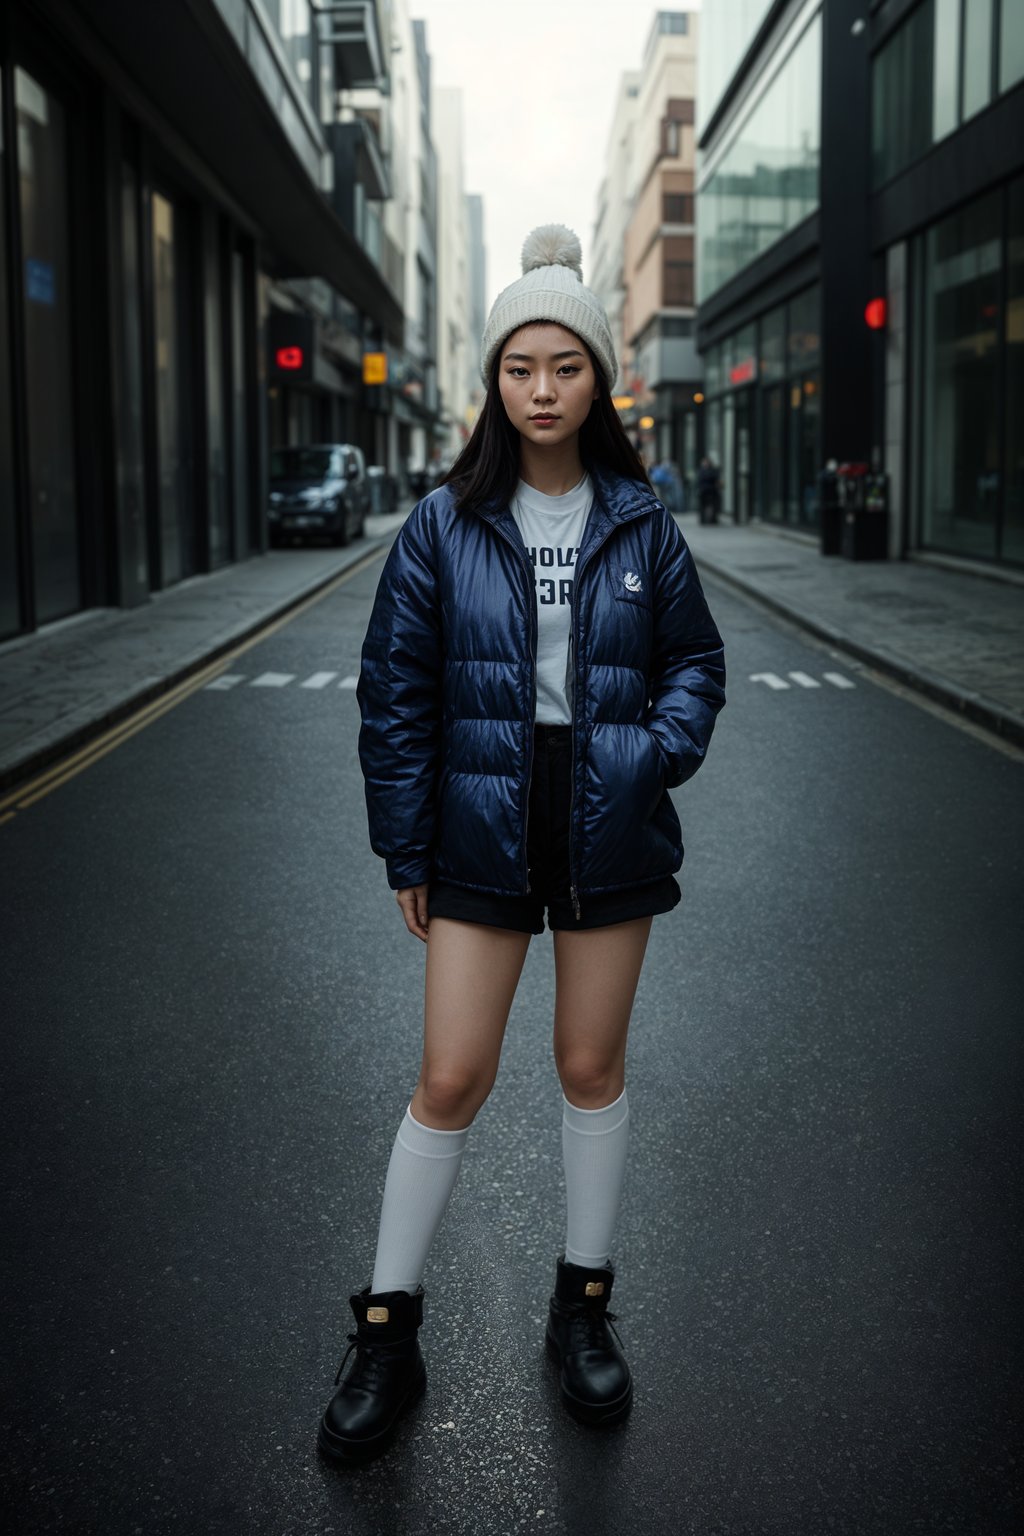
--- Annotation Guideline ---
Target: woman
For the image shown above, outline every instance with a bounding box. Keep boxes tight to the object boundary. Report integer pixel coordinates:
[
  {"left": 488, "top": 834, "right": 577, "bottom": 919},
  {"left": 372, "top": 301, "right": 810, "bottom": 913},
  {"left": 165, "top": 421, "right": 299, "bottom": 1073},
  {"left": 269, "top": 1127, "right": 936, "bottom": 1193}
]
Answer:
[{"left": 317, "top": 226, "right": 726, "bottom": 1464}]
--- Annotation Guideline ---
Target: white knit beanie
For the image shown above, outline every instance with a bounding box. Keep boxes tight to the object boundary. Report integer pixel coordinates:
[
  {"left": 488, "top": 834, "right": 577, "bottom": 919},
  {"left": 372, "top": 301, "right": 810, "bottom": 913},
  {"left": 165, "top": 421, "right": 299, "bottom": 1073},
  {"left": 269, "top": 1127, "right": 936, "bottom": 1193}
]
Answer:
[{"left": 480, "top": 224, "right": 617, "bottom": 391}]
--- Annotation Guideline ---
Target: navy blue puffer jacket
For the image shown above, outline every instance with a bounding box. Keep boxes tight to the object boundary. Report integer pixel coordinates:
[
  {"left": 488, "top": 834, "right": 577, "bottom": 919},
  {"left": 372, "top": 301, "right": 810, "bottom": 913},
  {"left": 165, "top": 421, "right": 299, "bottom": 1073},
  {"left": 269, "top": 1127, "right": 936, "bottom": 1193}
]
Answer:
[{"left": 357, "top": 462, "right": 726, "bottom": 915}]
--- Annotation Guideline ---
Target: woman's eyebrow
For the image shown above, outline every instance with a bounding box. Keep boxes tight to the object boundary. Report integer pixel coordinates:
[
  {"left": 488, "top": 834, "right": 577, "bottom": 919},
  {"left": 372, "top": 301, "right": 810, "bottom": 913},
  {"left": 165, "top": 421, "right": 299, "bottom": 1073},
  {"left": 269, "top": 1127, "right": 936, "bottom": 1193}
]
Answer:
[{"left": 503, "top": 349, "right": 586, "bottom": 362}]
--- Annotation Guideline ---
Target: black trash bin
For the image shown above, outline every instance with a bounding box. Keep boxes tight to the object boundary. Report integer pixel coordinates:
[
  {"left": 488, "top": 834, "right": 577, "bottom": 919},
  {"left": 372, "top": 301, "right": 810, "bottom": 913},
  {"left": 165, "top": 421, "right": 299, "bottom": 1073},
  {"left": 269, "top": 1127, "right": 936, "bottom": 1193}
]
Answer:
[
  {"left": 818, "top": 462, "right": 841, "bottom": 555},
  {"left": 838, "top": 464, "right": 888, "bottom": 561}
]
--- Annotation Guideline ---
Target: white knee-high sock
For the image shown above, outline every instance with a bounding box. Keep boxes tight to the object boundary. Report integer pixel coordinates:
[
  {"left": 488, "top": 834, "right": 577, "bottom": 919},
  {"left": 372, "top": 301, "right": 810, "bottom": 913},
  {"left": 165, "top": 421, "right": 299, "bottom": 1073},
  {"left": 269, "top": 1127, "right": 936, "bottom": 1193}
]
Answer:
[
  {"left": 562, "top": 1086, "right": 630, "bottom": 1269},
  {"left": 370, "top": 1103, "right": 470, "bottom": 1295}
]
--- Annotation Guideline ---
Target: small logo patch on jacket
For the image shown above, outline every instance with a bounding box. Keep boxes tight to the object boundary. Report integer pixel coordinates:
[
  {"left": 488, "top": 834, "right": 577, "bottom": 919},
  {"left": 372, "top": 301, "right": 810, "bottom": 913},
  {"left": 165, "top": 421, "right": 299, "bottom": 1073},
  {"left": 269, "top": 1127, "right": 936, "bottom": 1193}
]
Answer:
[{"left": 623, "top": 571, "right": 643, "bottom": 593}]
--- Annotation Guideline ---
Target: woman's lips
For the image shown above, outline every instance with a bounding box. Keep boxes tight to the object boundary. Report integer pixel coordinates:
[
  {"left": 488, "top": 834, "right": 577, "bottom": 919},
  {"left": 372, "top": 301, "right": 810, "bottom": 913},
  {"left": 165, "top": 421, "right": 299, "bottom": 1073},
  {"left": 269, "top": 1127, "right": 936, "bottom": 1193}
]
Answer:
[{"left": 530, "top": 415, "right": 558, "bottom": 424}]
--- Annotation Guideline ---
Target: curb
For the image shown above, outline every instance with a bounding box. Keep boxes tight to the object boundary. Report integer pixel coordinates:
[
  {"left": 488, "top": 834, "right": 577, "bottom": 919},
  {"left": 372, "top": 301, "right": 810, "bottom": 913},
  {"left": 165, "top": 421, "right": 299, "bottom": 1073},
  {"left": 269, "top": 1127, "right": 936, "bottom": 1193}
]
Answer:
[
  {"left": 694, "top": 554, "right": 1024, "bottom": 751},
  {"left": 0, "top": 539, "right": 390, "bottom": 797}
]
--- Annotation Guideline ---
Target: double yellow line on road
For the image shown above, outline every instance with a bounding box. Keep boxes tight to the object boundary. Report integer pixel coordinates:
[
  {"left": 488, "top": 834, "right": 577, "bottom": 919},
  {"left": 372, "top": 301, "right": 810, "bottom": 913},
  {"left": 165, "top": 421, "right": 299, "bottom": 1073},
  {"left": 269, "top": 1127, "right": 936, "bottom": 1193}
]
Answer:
[{"left": 0, "top": 545, "right": 386, "bottom": 824}]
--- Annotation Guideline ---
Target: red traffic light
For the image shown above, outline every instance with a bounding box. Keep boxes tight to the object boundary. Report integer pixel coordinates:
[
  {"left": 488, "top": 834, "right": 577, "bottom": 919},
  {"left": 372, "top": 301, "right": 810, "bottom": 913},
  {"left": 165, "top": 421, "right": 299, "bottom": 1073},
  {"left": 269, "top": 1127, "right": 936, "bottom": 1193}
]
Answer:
[
  {"left": 864, "top": 298, "right": 887, "bottom": 330},
  {"left": 276, "top": 345, "right": 305, "bottom": 371}
]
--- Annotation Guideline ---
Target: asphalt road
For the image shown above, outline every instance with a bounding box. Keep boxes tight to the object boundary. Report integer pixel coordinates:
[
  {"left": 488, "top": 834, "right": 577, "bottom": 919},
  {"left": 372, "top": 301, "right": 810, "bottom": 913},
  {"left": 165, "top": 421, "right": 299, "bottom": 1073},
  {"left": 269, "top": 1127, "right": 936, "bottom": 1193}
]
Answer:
[{"left": 3, "top": 535, "right": 1021, "bottom": 1535}]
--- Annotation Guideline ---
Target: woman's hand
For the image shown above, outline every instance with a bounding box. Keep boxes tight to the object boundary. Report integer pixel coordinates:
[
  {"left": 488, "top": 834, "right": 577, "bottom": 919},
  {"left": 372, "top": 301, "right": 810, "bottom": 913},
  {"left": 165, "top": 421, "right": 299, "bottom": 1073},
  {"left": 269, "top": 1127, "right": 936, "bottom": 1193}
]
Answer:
[{"left": 396, "top": 884, "right": 430, "bottom": 942}]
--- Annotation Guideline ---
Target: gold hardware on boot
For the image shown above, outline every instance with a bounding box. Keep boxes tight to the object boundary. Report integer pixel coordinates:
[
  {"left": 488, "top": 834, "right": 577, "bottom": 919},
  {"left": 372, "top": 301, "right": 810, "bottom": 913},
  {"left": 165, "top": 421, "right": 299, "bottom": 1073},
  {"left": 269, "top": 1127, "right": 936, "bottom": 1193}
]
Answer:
[
  {"left": 367, "top": 1306, "right": 390, "bottom": 1322},
  {"left": 585, "top": 1281, "right": 605, "bottom": 1296}
]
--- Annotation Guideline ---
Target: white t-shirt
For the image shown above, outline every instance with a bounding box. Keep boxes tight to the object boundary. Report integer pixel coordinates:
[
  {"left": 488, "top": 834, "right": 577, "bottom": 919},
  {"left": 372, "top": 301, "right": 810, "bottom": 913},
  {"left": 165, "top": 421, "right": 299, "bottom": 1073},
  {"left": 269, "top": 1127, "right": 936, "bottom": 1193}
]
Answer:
[{"left": 510, "top": 472, "right": 594, "bottom": 724}]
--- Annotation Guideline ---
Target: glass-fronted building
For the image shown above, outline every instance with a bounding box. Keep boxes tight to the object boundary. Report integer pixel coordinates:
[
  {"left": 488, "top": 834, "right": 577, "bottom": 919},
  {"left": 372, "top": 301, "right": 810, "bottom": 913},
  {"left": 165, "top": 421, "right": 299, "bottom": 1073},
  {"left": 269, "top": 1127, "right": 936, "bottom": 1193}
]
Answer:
[
  {"left": 696, "top": 0, "right": 1024, "bottom": 570},
  {"left": 872, "top": 0, "right": 1023, "bottom": 567}
]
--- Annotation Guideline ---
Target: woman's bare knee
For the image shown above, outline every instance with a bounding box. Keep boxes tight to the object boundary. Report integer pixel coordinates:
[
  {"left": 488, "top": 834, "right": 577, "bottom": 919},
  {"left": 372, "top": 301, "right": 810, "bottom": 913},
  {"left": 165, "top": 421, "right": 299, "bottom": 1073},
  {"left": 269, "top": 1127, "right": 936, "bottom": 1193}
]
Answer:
[
  {"left": 412, "top": 1068, "right": 493, "bottom": 1129},
  {"left": 555, "top": 1053, "right": 625, "bottom": 1107}
]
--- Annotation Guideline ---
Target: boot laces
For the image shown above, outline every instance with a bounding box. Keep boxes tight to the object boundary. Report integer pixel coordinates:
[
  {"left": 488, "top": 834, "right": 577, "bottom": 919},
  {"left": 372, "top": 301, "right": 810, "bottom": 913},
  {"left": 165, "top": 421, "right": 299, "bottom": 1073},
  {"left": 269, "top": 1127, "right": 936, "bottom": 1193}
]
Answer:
[
  {"left": 565, "top": 1302, "right": 624, "bottom": 1353},
  {"left": 333, "top": 1330, "right": 412, "bottom": 1388}
]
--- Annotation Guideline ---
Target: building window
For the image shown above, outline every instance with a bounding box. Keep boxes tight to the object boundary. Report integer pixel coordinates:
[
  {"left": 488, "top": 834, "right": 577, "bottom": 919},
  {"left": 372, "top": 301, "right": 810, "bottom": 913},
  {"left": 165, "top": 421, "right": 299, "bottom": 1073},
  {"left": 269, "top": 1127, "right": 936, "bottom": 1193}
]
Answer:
[
  {"left": 932, "top": 0, "right": 959, "bottom": 141},
  {"left": 875, "top": 0, "right": 1020, "bottom": 185},
  {"left": 663, "top": 193, "right": 694, "bottom": 224},
  {"left": 663, "top": 260, "right": 693, "bottom": 306},
  {"left": 697, "top": 12, "right": 821, "bottom": 302},
  {"left": 871, "top": 0, "right": 934, "bottom": 186},
  {"left": 1002, "top": 178, "right": 1024, "bottom": 561},
  {"left": 962, "top": 0, "right": 994, "bottom": 119},
  {"left": 916, "top": 189, "right": 1003, "bottom": 560},
  {"left": 16, "top": 67, "right": 82, "bottom": 624},
  {"left": 758, "top": 305, "right": 786, "bottom": 382},
  {"left": 1000, "top": 0, "right": 1024, "bottom": 91},
  {"left": 0, "top": 68, "right": 19, "bottom": 638}
]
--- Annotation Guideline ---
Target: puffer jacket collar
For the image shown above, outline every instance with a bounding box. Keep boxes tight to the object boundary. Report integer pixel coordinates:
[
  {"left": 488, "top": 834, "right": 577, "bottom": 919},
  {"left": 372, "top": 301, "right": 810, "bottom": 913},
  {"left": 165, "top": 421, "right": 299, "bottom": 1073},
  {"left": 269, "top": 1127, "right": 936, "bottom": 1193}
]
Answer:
[{"left": 469, "top": 460, "right": 659, "bottom": 557}]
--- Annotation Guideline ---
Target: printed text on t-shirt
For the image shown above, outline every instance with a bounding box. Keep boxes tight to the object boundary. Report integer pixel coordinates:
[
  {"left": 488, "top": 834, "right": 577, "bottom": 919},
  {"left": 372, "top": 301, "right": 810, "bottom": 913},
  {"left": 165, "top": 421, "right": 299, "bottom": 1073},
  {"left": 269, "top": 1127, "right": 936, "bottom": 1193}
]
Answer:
[{"left": 524, "top": 545, "right": 579, "bottom": 606}]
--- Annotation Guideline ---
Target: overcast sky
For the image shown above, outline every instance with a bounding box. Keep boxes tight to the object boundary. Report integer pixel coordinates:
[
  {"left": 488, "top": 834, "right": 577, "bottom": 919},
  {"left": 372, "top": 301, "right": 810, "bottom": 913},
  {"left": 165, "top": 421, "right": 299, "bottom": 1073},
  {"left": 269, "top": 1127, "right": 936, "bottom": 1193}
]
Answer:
[{"left": 410, "top": 0, "right": 701, "bottom": 309}]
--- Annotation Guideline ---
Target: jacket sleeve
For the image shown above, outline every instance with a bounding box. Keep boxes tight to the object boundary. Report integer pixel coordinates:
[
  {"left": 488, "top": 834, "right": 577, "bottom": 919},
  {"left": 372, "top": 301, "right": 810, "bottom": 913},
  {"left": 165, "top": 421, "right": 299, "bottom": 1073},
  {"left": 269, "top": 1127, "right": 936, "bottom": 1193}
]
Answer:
[
  {"left": 644, "top": 510, "right": 726, "bottom": 788},
  {"left": 356, "top": 500, "right": 443, "bottom": 889}
]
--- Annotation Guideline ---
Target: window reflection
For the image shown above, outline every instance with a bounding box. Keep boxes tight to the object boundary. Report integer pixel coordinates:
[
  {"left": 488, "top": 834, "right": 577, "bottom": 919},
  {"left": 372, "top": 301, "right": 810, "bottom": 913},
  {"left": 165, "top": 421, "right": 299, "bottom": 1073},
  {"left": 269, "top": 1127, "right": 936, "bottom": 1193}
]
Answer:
[
  {"left": 1003, "top": 180, "right": 1024, "bottom": 561},
  {"left": 0, "top": 71, "right": 19, "bottom": 637},
  {"left": 16, "top": 66, "right": 80, "bottom": 624},
  {"left": 697, "top": 13, "right": 821, "bottom": 302},
  {"left": 918, "top": 191, "right": 1002, "bottom": 559}
]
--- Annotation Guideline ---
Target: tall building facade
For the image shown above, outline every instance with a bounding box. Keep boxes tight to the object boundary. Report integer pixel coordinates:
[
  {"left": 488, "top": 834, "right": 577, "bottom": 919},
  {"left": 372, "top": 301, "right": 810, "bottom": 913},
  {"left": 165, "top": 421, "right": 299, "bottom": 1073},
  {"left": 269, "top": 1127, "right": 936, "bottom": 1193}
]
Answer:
[
  {"left": 591, "top": 72, "right": 642, "bottom": 388},
  {"left": 0, "top": 0, "right": 483, "bottom": 643},
  {"left": 465, "top": 192, "right": 487, "bottom": 424},
  {"left": 696, "top": 0, "right": 1024, "bottom": 569},
  {"left": 591, "top": 12, "right": 702, "bottom": 486},
  {"left": 432, "top": 86, "right": 472, "bottom": 463},
  {"left": 621, "top": 11, "right": 702, "bottom": 475}
]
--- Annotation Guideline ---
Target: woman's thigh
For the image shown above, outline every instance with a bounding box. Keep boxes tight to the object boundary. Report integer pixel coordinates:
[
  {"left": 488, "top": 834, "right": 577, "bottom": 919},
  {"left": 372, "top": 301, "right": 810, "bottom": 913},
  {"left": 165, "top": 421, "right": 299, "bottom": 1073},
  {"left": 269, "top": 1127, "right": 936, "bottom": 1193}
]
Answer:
[
  {"left": 551, "top": 916, "right": 653, "bottom": 1104},
  {"left": 413, "top": 917, "right": 532, "bottom": 1126}
]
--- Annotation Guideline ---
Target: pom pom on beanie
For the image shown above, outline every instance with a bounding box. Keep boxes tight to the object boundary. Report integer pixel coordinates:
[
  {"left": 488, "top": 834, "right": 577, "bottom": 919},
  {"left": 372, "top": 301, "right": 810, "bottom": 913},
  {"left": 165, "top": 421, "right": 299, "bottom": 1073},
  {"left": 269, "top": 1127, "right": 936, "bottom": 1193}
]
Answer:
[
  {"left": 520, "top": 224, "right": 583, "bottom": 278},
  {"left": 480, "top": 222, "right": 616, "bottom": 390}
]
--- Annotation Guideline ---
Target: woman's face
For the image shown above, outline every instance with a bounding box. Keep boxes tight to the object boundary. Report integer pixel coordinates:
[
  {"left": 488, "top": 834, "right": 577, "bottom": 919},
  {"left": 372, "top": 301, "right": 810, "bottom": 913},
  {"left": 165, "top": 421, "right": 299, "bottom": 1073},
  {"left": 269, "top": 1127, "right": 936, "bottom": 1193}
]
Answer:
[{"left": 497, "top": 322, "right": 600, "bottom": 447}]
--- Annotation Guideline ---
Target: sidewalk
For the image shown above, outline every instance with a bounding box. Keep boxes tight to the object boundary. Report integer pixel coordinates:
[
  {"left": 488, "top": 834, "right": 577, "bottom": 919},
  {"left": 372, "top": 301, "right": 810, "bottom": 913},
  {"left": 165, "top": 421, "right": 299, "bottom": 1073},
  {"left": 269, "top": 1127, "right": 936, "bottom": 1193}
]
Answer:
[
  {"left": 0, "top": 516, "right": 405, "bottom": 794},
  {"left": 681, "top": 518, "right": 1024, "bottom": 748}
]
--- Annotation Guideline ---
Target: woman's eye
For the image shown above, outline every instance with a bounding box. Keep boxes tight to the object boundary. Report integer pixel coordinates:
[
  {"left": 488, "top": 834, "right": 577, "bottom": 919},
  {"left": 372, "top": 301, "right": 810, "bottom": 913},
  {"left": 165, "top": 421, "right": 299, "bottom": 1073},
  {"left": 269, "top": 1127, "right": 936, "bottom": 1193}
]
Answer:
[{"left": 559, "top": 366, "right": 580, "bottom": 376}]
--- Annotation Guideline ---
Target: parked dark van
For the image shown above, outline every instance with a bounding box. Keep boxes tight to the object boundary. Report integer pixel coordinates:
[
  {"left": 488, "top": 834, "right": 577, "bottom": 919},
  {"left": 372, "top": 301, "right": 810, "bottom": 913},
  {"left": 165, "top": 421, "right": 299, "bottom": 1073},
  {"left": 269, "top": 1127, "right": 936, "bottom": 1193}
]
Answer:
[{"left": 268, "top": 444, "right": 369, "bottom": 546}]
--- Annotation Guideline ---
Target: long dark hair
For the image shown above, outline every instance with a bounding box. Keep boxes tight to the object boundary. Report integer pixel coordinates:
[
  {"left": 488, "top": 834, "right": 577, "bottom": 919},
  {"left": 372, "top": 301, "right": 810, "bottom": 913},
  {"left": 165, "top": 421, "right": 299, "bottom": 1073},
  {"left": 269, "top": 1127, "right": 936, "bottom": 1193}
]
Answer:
[{"left": 438, "top": 338, "right": 651, "bottom": 511}]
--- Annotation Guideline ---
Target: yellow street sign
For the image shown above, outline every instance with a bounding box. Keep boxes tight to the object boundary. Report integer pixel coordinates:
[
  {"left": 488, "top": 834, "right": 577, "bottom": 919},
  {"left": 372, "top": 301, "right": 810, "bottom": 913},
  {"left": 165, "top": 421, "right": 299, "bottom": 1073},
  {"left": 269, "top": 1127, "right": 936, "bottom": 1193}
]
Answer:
[{"left": 363, "top": 352, "right": 388, "bottom": 385}]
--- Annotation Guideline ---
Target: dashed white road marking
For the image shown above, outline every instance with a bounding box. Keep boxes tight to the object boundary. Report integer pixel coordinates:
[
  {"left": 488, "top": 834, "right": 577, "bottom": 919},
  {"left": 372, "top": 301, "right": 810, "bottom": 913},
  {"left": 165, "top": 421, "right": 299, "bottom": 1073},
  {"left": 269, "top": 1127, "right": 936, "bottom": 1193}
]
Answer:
[
  {"left": 749, "top": 672, "right": 790, "bottom": 690},
  {"left": 250, "top": 672, "right": 295, "bottom": 687},
  {"left": 300, "top": 671, "right": 339, "bottom": 689},
  {"left": 788, "top": 671, "right": 821, "bottom": 688},
  {"left": 338, "top": 675, "right": 360, "bottom": 689},
  {"left": 204, "top": 674, "right": 246, "bottom": 691},
  {"left": 824, "top": 671, "right": 856, "bottom": 689}
]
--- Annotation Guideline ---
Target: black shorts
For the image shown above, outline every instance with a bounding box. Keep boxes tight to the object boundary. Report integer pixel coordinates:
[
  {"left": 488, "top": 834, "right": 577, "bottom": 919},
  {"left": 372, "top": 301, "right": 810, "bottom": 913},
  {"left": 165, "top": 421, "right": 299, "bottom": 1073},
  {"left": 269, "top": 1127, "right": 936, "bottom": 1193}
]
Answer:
[{"left": 427, "top": 722, "right": 681, "bottom": 934}]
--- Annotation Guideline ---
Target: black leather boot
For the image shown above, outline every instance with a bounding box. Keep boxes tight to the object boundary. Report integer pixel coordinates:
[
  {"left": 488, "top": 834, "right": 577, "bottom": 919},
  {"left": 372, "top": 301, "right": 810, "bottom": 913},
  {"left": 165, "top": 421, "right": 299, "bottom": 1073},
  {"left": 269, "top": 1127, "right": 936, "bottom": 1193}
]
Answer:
[
  {"left": 545, "top": 1253, "right": 632, "bottom": 1424},
  {"left": 317, "top": 1284, "right": 427, "bottom": 1464}
]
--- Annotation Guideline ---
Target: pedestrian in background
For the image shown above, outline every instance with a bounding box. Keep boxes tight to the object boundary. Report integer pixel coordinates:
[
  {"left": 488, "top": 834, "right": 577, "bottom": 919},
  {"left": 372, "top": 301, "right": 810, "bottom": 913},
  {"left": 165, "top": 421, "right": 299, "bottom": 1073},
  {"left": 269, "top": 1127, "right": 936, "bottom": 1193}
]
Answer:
[
  {"left": 651, "top": 455, "right": 683, "bottom": 515},
  {"left": 697, "top": 456, "right": 721, "bottom": 525},
  {"left": 318, "top": 225, "right": 726, "bottom": 1464}
]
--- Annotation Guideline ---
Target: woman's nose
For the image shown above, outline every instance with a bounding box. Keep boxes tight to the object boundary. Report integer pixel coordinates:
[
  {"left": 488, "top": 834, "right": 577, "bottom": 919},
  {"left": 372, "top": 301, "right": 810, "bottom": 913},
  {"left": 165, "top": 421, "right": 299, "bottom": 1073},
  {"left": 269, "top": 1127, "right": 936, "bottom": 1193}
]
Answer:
[{"left": 533, "top": 374, "right": 556, "bottom": 401}]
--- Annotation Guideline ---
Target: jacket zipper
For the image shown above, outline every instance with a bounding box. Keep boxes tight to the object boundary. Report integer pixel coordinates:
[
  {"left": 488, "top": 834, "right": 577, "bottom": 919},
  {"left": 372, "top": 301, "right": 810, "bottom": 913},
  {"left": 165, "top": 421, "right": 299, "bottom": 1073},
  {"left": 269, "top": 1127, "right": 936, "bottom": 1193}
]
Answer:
[
  {"left": 488, "top": 495, "right": 649, "bottom": 907},
  {"left": 566, "top": 517, "right": 638, "bottom": 919},
  {"left": 487, "top": 515, "right": 538, "bottom": 895},
  {"left": 568, "top": 624, "right": 581, "bottom": 921}
]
